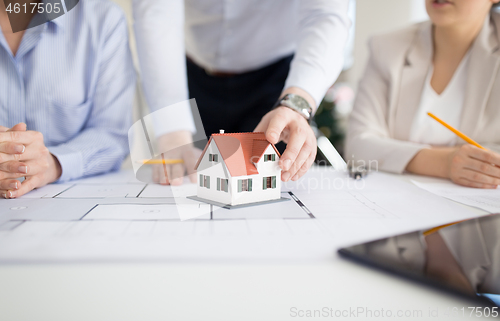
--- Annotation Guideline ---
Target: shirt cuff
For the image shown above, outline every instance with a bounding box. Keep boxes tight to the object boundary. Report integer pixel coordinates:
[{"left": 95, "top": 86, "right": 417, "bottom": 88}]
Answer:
[
  {"left": 48, "top": 145, "right": 84, "bottom": 183},
  {"left": 147, "top": 100, "right": 197, "bottom": 138},
  {"left": 284, "top": 68, "right": 331, "bottom": 110}
]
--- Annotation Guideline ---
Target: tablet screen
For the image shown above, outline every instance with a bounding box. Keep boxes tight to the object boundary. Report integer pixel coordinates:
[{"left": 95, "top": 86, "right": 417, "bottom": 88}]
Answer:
[{"left": 339, "top": 214, "right": 500, "bottom": 307}]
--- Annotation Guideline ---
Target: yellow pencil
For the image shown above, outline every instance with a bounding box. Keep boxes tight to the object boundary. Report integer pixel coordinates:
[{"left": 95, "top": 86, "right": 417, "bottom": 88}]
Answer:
[
  {"left": 427, "top": 112, "right": 485, "bottom": 149},
  {"left": 423, "top": 113, "right": 488, "bottom": 236},
  {"left": 137, "top": 159, "right": 184, "bottom": 165},
  {"left": 423, "top": 220, "right": 467, "bottom": 237}
]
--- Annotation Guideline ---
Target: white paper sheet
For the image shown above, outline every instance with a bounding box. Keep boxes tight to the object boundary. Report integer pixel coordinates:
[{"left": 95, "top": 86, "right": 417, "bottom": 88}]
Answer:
[
  {"left": 84, "top": 204, "right": 210, "bottom": 220},
  {"left": 212, "top": 198, "right": 309, "bottom": 220},
  {"left": 412, "top": 178, "right": 500, "bottom": 213},
  {"left": 56, "top": 184, "right": 146, "bottom": 199},
  {"left": 0, "top": 169, "right": 490, "bottom": 263},
  {"left": 0, "top": 219, "right": 334, "bottom": 262},
  {"left": 139, "top": 183, "right": 197, "bottom": 198},
  {"left": 289, "top": 170, "right": 487, "bottom": 244},
  {"left": 70, "top": 170, "right": 142, "bottom": 185},
  {"left": 18, "top": 184, "right": 74, "bottom": 199}
]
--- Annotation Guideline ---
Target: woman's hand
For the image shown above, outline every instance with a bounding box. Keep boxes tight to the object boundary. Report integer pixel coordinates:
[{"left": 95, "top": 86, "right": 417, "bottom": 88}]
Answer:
[
  {"left": 0, "top": 123, "right": 62, "bottom": 198},
  {"left": 153, "top": 130, "right": 201, "bottom": 186},
  {"left": 446, "top": 145, "right": 500, "bottom": 189},
  {"left": 407, "top": 145, "right": 500, "bottom": 189}
]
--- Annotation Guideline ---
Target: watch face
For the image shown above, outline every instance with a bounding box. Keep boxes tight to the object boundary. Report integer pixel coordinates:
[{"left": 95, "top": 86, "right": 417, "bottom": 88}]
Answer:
[
  {"left": 280, "top": 94, "right": 312, "bottom": 120},
  {"left": 290, "top": 95, "right": 310, "bottom": 111}
]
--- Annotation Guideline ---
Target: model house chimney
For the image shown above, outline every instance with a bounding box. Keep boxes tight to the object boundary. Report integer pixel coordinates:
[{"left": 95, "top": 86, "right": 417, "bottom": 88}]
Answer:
[{"left": 220, "top": 129, "right": 225, "bottom": 134}]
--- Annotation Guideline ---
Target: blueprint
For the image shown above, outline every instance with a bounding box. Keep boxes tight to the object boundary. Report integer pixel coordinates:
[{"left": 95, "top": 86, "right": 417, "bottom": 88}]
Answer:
[
  {"left": 412, "top": 178, "right": 500, "bottom": 213},
  {"left": 0, "top": 169, "right": 487, "bottom": 263}
]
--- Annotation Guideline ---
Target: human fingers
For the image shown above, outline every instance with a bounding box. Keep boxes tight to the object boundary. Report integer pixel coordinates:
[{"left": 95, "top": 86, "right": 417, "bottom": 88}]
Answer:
[
  {"left": 150, "top": 163, "right": 170, "bottom": 185},
  {"left": 0, "top": 161, "right": 29, "bottom": 178},
  {"left": 1, "top": 175, "right": 41, "bottom": 199},
  {"left": 462, "top": 145, "right": 500, "bottom": 167},
  {"left": 459, "top": 168, "right": 500, "bottom": 187},
  {"left": 284, "top": 133, "right": 316, "bottom": 181},
  {"left": 282, "top": 147, "right": 310, "bottom": 182},
  {"left": 159, "top": 165, "right": 171, "bottom": 185},
  {"left": 8, "top": 123, "right": 27, "bottom": 132},
  {"left": 0, "top": 159, "right": 50, "bottom": 179},
  {"left": 0, "top": 179, "right": 20, "bottom": 191},
  {"left": 0, "top": 189, "right": 15, "bottom": 199},
  {"left": 152, "top": 164, "right": 161, "bottom": 183},
  {"left": 463, "top": 157, "right": 500, "bottom": 179},
  {"left": 0, "top": 141, "right": 25, "bottom": 155},
  {"left": 453, "top": 177, "right": 498, "bottom": 189},
  {"left": 169, "top": 163, "right": 185, "bottom": 186},
  {"left": 291, "top": 147, "right": 317, "bottom": 181},
  {"left": 0, "top": 126, "right": 8, "bottom": 132},
  {"left": 263, "top": 108, "right": 290, "bottom": 144},
  {"left": 280, "top": 126, "right": 307, "bottom": 174},
  {"left": 0, "top": 145, "right": 44, "bottom": 163},
  {"left": 0, "top": 130, "right": 40, "bottom": 145},
  {"left": 183, "top": 148, "right": 201, "bottom": 184},
  {"left": 254, "top": 113, "right": 271, "bottom": 135}
]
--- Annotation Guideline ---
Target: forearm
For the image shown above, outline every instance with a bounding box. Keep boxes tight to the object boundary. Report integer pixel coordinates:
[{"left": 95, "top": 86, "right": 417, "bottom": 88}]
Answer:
[
  {"left": 346, "top": 133, "right": 429, "bottom": 174},
  {"left": 49, "top": 129, "right": 129, "bottom": 182},
  {"left": 406, "top": 147, "right": 457, "bottom": 178}
]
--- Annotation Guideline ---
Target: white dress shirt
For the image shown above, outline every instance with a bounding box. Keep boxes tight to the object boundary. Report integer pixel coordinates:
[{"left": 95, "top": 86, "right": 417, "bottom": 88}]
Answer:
[
  {"left": 133, "top": 0, "right": 350, "bottom": 137},
  {"left": 409, "top": 52, "right": 471, "bottom": 146}
]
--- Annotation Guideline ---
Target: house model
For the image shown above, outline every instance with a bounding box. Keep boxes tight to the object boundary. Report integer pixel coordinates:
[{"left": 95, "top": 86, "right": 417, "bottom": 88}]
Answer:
[{"left": 194, "top": 131, "right": 282, "bottom": 207}]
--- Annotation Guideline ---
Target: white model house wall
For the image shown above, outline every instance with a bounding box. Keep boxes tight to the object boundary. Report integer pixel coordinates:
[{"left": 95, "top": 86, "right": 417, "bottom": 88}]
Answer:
[
  {"left": 230, "top": 145, "right": 281, "bottom": 206},
  {"left": 196, "top": 140, "right": 232, "bottom": 205}
]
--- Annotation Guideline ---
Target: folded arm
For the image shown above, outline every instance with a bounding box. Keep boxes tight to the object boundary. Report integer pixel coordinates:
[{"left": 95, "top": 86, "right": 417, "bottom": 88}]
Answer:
[{"left": 0, "top": 11, "right": 136, "bottom": 198}]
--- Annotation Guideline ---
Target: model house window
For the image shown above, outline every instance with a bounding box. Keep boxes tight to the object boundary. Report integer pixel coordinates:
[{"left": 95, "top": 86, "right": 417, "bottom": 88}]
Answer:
[
  {"left": 263, "top": 176, "right": 277, "bottom": 190},
  {"left": 264, "top": 154, "right": 275, "bottom": 162},
  {"left": 237, "top": 179, "right": 252, "bottom": 192},
  {"left": 208, "top": 154, "right": 218, "bottom": 162},
  {"left": 217, "top": 178, "right": 229, "bottom": 192},
  {"left": 199, "top": 174, "right": 210, "bottom": 189}
]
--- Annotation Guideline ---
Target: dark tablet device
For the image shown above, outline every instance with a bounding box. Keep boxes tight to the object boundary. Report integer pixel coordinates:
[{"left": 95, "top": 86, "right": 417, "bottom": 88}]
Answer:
[{"left": 339, "top": 214, "right": 500, "bottom": 309}]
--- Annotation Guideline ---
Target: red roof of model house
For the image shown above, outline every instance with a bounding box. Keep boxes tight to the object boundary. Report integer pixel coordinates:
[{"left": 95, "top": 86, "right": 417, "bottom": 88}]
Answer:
[{"left": 195, "top": 132, "right": 281, "bottom": 177}]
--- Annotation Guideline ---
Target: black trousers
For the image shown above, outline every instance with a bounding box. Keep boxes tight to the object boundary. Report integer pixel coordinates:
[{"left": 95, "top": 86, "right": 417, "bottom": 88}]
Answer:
[{"left": 187, "top": 55, "right": 293, "bottom": 137}]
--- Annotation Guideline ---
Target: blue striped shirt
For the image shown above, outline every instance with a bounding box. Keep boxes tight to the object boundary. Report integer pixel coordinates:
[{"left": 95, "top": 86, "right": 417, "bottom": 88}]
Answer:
[{"left": 0, "top": 0, "right": 136, "bottom": 182}]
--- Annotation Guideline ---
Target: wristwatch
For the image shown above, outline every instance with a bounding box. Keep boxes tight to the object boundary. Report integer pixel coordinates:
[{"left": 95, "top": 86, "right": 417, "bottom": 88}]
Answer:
[{"left": 274, "top": 94, "right": 313, "bottom": 122}]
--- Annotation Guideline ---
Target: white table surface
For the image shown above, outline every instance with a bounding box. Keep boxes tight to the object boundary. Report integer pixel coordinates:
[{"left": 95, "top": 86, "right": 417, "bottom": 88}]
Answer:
[{"left": 0, "top": 172, "right": 490, "bottom": 321}]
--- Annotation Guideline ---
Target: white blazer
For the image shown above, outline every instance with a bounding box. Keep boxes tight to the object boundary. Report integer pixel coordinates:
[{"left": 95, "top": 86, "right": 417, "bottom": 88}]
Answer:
[{"left": 346, "top": 13, "right": 500, "bottom": 173}]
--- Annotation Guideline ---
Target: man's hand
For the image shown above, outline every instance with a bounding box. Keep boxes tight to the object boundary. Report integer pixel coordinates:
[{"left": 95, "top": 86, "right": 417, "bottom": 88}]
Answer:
[
  {"left": 255, "top": 106, "right": 317, "bottom": 182},
  {"left": 153, "top": 130, "right": 201, "bottom": 186},
  {"left": 0, "top": 123, "right": 62, "bottom": 199},
  {"left": 447, "top": 145, "right": 500, "bottom": 189}
]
